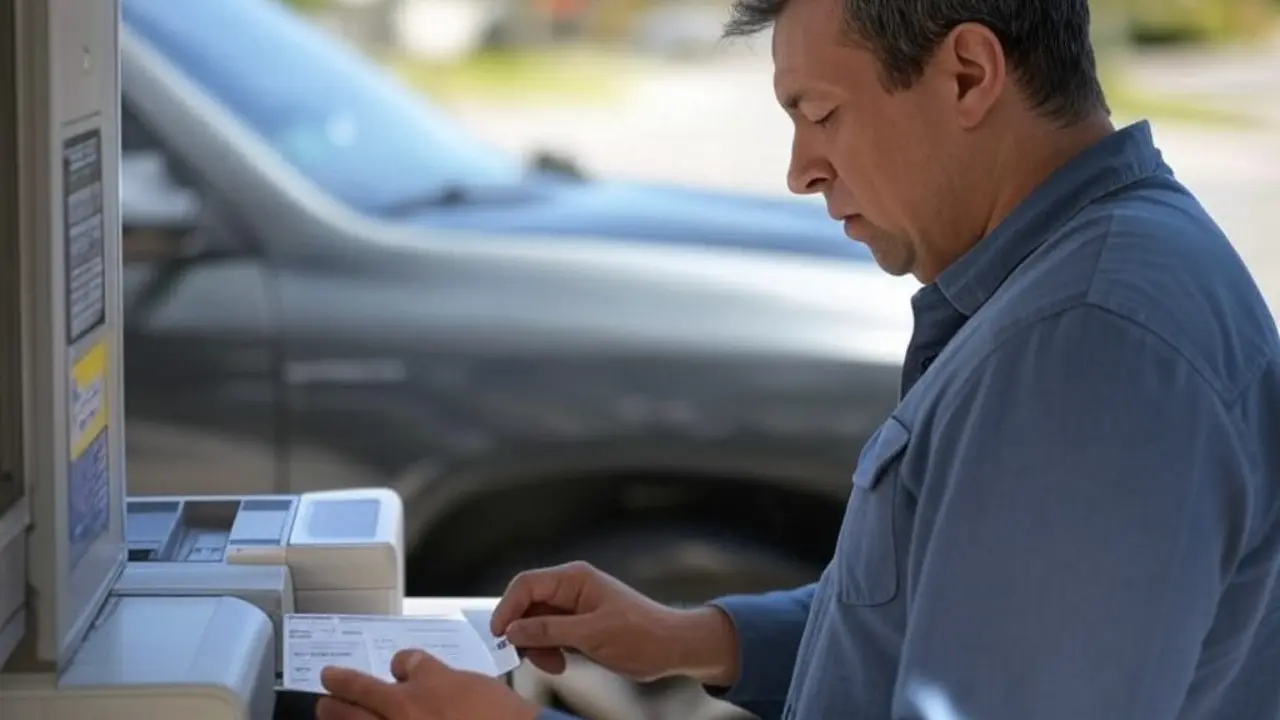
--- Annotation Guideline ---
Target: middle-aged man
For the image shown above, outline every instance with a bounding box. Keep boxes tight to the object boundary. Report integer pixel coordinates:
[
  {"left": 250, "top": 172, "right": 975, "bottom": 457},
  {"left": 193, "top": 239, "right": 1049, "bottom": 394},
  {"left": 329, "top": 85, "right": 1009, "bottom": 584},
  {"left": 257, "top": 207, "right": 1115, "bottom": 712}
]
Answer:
[{"left": 314, "top": 0, "right": 1280, "bottom": 718}]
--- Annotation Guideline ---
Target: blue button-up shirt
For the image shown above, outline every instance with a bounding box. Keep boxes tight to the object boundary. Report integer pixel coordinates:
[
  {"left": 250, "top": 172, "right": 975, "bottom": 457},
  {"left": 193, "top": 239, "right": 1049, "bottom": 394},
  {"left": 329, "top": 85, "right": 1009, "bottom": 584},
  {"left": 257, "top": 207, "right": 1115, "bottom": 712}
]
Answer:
[
  {"left": 708, "top": 122, "right": 1280, "bottom": 720},
  {"left": 537, "top": 121, "right": 1280, "bottom": 720}
]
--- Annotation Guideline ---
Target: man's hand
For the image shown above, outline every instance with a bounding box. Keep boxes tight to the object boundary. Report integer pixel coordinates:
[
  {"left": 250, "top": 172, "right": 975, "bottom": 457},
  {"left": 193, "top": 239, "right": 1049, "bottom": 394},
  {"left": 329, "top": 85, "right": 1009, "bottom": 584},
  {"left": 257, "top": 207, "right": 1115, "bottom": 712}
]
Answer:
[
  {"left": 490, "top": 561, "right": 741, "bottom": 686},
  {"left": 316, "top": 649, "right": 539, "bottom": 720}
]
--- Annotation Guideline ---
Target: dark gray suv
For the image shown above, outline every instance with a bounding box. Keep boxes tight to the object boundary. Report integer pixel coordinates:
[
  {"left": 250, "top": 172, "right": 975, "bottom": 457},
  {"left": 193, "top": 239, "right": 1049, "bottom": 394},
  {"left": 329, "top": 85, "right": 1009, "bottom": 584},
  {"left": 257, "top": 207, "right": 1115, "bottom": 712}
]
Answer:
[{"left": 118, "top": 1, "right": 914, "bottom": 712}]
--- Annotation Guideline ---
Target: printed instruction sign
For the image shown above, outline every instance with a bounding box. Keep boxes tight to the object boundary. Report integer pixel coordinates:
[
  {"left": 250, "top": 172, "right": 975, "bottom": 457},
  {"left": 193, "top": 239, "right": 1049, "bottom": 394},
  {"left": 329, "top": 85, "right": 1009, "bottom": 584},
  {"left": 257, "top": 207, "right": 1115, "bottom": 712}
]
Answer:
[
  {"left": 63, "top": 128, "right": 107, "bottom": 344},
  {"left": 68, "top": 340, "right": 110, "bottom": 569}
]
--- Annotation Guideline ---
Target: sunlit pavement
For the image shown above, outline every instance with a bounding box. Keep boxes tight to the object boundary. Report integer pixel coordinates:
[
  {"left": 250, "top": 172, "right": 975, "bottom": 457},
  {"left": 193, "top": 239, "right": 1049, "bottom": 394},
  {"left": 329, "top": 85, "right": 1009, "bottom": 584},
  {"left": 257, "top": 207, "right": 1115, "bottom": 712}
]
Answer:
[
  {"left": 1125, "top": 36, "right": 1280, "bottom": 126},
  {"left": 1156, "top": 124, "right": 1280, "bottom": 310},
  {"left": 447, "top": 53, "right": 1280, "bottom": 311}
]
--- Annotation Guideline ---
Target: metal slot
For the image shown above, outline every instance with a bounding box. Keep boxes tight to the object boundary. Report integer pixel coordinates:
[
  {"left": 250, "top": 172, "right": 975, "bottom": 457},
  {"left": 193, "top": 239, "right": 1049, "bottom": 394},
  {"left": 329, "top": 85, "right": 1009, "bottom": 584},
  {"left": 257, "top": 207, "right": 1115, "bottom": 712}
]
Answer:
[{"left": 170, "top": 499, "right": 239, "bottom": 563}]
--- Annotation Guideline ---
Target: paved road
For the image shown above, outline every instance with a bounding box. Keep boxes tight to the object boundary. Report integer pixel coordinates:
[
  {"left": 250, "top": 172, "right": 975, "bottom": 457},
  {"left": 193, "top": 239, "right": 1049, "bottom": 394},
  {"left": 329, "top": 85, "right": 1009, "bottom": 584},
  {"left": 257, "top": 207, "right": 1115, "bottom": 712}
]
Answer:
[{"left": 446, "top": 53, "right": 1280, "bottom": 309}]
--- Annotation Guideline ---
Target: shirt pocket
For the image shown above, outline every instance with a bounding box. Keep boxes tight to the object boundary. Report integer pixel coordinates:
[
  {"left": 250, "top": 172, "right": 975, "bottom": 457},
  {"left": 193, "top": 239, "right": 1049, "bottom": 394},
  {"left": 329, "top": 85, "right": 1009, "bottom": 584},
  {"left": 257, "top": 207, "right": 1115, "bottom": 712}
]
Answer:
[{"left": 835, "top": 416, "right": 908, "bottom": 606}]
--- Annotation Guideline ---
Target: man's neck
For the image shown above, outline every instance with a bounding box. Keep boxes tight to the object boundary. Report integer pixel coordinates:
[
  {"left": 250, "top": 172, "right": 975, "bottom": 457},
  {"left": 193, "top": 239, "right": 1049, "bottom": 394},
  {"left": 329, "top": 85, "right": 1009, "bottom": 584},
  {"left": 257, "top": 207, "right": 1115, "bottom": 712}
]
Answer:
[{"left": 982, "top": 112, "right": 1116, "bottom": 238}]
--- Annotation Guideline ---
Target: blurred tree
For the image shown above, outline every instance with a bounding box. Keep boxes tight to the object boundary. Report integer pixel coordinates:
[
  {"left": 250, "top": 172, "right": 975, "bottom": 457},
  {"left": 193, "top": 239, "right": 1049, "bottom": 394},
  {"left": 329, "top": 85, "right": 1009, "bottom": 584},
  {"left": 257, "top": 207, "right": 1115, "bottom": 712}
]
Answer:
[
  {"left": 308, "top": 0, "right": 403, "bottom": 53},
  {"left": 1122, "top": 0, "right": 1274, "bottom": 45},
  {"left": 282, "top": 0, "right": 334, "bottom": 13},
  {"left": 481, "top": 0, "right": 555, "bottom": 50},
  {"left": 583, "top": 0, "right": 649, "bottom": 44},
  {"left": 1092, "top": 0, "right": 1132, "bottom": 53}
]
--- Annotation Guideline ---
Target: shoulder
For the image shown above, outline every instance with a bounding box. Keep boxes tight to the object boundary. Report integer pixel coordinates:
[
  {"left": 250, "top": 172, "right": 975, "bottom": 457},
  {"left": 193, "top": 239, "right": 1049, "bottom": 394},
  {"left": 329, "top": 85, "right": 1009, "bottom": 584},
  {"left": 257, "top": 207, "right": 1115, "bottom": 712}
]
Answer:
[
  {"left": 960, "top": 303, "right": 1216, "bottom": 404},
  {"left": 1003, "top": 173, "right": 1278, "bottom": 403}
]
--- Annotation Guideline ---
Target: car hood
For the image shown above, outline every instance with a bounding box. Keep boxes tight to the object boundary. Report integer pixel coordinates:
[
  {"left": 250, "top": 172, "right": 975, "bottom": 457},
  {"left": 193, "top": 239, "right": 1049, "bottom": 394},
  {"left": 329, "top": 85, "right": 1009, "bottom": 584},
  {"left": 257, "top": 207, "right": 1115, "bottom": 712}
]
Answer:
[
  {"left": 402, "top": 178, "right": 872, "bottom": 261},
  {"left": 378, "top": 205, "right": 919, "bottom": 368}
]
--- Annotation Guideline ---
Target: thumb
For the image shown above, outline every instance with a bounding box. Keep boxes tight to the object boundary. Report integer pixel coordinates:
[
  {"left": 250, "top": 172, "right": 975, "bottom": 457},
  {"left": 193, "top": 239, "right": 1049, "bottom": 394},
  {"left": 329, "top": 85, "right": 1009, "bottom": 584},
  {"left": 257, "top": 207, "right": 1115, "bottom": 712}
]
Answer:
[
  {"left": 505, "top": 613, "right": 594, "bottom": 650},
  {"left": 391, "top": 648, "right": 447, "bottom": 682}
]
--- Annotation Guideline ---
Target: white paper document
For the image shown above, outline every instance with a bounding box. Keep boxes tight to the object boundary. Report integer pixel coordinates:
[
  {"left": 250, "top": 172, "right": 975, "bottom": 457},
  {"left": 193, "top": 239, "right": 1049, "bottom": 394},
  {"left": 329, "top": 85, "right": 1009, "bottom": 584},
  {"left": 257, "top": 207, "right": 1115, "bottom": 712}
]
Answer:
[
  {"left": 282, "top": 611, "right": 521, "bottom": 694},
  {"left": 460, "top": 607, "right": 521, "bottom": 674}
]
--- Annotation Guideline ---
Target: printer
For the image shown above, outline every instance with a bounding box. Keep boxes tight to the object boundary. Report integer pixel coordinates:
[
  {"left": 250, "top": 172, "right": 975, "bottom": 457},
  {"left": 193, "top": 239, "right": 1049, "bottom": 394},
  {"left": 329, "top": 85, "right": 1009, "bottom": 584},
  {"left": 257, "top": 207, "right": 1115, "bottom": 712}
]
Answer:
[{"left": 0, "top": 1, "right": 407, "bottom": 717}]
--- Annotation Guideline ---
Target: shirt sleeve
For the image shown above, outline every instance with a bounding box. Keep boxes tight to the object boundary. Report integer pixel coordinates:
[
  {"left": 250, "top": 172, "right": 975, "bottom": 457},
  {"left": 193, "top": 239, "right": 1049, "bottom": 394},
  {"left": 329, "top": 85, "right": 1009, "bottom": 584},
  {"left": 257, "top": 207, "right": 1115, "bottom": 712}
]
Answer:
[
  {"left": 893, "top": 305, "right": 1252, "bottom": 720},
  {"left": 706, "top": 583, "right": 817, "bottom": 719}
]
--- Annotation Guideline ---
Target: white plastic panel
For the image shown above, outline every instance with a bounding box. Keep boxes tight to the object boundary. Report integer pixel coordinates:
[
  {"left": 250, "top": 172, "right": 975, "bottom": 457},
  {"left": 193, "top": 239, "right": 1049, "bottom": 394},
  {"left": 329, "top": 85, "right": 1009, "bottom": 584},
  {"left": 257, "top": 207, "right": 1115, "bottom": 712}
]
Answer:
[
  {"left": 289, "top": 489, "right": 401, "bottom": 547},
  {"left": 13, "top": 0, "right": 127, "bottom": 667},
  {"left": 0, "top": 596, "right": 274, "bottom": 720},
  {"left": 285, "top": 488, "right": 405, "bottom": 612}
]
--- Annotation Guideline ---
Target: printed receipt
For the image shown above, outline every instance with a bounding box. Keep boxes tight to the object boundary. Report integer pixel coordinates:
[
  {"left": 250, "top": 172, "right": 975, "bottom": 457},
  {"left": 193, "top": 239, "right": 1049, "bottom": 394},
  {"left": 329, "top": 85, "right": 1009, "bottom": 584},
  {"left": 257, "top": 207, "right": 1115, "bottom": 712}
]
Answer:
[{"left": 283, "top": 611, "right": 521, "bottom": 694}]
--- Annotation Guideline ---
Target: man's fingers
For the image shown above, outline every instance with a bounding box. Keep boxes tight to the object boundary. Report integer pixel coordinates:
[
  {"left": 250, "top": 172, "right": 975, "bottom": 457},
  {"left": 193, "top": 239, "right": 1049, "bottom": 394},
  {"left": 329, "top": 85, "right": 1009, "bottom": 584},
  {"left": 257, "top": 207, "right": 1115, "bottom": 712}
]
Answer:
[
  {"left": 315, "top": 696, "right": 381, "bottom": 720},
  {"left": 320, "top": 666, "right": 402, "bottom": 719},
  {"left": 391, "top": 648, "right": 447, "bottom": 682},
  {"left": 492, "top": 562, "right": 595, "bottom": 635},
  {"left": 524, "top": 648, "right": 568, "bottom": 675},
  {"left": 505, "top": 613, "right": 592, "bottom": 650}
]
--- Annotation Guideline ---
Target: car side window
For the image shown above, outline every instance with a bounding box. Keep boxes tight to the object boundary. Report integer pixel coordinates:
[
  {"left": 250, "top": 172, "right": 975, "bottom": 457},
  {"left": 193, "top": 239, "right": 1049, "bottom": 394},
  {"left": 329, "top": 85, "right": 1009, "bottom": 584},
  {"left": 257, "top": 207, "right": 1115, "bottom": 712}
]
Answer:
[
  {"left": 120, "top": 102, "right": 204, "bottom": 266},
  {"left": 121, "top": 103, "right": 156, "bottom": 154}
]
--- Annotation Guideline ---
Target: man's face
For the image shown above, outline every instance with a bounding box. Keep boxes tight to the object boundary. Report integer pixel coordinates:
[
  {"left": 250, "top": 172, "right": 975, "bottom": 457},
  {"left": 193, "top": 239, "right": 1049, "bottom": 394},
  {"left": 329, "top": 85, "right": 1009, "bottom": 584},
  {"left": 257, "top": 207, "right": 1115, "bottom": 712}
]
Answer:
[{"left": 772, "top": 0, "right": 967, "bottom": 281}]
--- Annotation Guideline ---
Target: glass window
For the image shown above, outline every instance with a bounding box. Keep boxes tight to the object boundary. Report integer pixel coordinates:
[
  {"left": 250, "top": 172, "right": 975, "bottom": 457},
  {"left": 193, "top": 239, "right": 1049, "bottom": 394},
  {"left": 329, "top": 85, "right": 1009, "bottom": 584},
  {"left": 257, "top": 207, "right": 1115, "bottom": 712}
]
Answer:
[
  {"left": 121, "top": 103, "right": 158, "bottom": 154},
  {"left": 121, "top": 0, "right": 524, "bottom": 215},
  {"left": 119, "top": 103, "right": 203, "bottom": 265}
]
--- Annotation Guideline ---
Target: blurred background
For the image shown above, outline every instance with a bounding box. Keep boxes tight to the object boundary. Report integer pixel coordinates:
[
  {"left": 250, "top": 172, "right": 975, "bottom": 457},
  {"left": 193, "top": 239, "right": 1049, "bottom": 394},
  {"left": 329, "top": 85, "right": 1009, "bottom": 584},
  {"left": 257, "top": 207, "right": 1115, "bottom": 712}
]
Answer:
[
  {"left": 118, "top": 0, "right": 1278, "bottom": 718},
  {"left": 293, "top": 0, "right": 1280, "bottom": 296}
]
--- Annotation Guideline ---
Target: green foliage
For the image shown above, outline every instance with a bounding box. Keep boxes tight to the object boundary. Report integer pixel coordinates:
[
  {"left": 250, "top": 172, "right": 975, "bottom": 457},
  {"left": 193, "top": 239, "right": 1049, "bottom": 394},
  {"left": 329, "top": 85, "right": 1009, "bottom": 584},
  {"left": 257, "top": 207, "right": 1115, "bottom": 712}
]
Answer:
[
  {"left": 1116, "top": 0, "right": 1276, "bottom": 44},
  {"left": 388, "top": 49, "right": 625, "bottom": 105},
  {"left": 280, "top": 0, "right": 332, "bottom": 14}
]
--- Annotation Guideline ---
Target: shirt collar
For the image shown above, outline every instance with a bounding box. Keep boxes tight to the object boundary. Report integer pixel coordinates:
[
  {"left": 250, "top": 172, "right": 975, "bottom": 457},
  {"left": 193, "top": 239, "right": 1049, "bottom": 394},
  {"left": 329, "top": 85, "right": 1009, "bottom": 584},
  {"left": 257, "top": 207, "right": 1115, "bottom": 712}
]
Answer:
[{"left": 933, "top": 120, "right": 1166, "bottom": 317}]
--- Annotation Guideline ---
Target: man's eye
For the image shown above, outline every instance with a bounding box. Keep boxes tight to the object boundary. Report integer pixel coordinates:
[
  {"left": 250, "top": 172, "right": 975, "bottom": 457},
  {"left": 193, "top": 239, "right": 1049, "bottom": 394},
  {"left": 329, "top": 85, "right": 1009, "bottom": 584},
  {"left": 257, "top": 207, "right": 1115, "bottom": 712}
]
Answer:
[{"left": 815, "top": 110, "right": 837, "bottom": 127}]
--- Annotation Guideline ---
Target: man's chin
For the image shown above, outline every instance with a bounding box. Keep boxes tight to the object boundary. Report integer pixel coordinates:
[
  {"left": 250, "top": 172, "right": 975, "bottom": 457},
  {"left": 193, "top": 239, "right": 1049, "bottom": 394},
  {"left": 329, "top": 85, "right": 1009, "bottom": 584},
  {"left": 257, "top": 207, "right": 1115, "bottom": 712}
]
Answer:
[{"left": 866, "top": 245, "right": 913, "bottom": 278}]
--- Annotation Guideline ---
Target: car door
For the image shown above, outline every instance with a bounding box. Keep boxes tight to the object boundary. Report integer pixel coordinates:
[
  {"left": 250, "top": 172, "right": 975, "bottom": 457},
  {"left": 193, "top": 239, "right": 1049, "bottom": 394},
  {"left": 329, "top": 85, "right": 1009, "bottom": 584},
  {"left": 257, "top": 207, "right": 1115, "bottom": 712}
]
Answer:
[{"left": 119, "top": 99, "right": 283, "bottom": 498}]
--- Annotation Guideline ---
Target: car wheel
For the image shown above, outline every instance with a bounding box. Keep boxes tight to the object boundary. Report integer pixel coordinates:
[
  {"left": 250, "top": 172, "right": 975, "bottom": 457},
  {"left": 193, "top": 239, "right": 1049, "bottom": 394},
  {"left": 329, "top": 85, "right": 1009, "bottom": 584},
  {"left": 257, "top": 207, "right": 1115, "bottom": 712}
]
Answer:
[{"left": 475, "top": 523, "right": 822, "bottom": 720}]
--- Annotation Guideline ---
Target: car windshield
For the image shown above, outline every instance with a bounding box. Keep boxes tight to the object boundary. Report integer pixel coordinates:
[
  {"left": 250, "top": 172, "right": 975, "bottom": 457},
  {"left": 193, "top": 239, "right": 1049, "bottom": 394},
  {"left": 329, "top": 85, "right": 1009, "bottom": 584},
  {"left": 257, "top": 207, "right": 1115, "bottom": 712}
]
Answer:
[{"left": 122, "top": 0, "right": 526, "bottom": 213}]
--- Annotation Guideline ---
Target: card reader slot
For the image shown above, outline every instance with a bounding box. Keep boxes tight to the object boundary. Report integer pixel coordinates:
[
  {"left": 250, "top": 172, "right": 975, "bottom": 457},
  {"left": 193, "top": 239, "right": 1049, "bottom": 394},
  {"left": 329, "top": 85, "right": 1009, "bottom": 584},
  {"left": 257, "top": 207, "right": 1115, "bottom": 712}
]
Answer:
[
  {"left": 230, "top": 497, "right": 294, "bottom": 546},
  {"left": 124, "top": 499, "right": 182, "bottom": 561},
  {"left": 171, "top": 499, "right": 240, "bottom": 562}
]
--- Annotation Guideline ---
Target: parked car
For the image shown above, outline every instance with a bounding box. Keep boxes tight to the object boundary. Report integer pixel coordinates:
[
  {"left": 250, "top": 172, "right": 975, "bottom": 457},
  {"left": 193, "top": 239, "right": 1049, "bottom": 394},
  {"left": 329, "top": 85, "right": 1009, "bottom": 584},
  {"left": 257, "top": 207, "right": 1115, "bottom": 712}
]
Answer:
[{"left": 119, "top": 0, "right": 913, "bottom": 714}]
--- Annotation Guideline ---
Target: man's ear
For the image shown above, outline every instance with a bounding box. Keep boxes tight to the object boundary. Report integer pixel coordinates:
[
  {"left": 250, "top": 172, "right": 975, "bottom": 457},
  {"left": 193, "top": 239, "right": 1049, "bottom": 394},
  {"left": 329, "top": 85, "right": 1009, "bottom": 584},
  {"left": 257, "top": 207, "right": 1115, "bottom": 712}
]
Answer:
[{"left": 937, "top": 22, "right": 1007, "bottom": 129}]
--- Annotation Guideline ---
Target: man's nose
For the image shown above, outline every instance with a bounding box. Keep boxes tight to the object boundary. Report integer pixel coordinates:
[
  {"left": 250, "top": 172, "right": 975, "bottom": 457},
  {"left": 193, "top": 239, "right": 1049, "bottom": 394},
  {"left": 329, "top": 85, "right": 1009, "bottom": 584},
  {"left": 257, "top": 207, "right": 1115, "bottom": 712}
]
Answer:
[{"left": 786, "top": 136, "right": 831, "bottom": 196}]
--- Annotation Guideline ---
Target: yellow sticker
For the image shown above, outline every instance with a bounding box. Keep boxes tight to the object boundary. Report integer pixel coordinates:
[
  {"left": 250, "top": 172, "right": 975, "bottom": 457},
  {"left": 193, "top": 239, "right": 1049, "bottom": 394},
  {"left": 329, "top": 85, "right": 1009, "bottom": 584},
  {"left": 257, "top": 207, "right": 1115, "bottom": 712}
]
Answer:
[{"left": 69, "top": 340, "right": 108, "bottom": 460}]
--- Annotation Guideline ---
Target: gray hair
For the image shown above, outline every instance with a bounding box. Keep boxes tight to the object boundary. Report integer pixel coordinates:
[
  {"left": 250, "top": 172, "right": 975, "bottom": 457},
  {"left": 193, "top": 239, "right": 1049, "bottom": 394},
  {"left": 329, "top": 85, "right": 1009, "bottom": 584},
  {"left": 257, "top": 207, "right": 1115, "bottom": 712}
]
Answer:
[{"left": 724, "top": 0, "right": 1108, "bottom": 125}]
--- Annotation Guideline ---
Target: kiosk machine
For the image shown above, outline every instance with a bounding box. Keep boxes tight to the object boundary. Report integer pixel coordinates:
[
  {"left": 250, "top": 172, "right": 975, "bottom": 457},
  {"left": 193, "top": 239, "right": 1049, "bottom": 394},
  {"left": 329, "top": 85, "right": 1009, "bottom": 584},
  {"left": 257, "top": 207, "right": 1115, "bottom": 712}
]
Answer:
[{"left": 0, "top": 1, "right": 407, "bottom": 717}]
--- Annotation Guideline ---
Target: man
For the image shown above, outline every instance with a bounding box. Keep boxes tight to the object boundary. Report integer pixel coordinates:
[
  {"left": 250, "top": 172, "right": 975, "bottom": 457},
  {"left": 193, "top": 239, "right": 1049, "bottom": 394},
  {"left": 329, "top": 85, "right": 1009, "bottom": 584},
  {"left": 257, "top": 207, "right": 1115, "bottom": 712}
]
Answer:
[{"left": 314, "top": 0, "right": 1280, "bottom": 717}]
